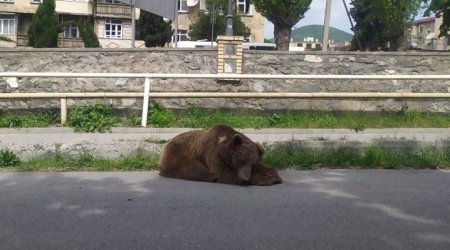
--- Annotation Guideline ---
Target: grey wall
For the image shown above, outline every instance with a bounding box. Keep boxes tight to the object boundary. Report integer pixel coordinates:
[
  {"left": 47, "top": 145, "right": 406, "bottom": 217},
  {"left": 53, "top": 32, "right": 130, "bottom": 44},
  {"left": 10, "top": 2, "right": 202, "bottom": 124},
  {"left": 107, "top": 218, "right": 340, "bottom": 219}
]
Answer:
[{"left": 1, "top": 48, "right": 449, "bottom": 112}]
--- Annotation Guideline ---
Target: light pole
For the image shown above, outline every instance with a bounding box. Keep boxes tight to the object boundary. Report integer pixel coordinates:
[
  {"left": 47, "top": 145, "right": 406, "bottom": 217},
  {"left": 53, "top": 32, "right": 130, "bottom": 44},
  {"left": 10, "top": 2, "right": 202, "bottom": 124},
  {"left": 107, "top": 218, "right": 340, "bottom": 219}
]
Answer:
[
  {"left": 322, "top": 0, "right": 332, "bottom": 51},
  {"left": 206, "top": 4, "right": 223, "bottom": 48},
  {"left": 225, "top": 0, "right": 233, "bottom": 36},
  {"left": 131, "top": 0, "right": 136, "bottom": 48}
]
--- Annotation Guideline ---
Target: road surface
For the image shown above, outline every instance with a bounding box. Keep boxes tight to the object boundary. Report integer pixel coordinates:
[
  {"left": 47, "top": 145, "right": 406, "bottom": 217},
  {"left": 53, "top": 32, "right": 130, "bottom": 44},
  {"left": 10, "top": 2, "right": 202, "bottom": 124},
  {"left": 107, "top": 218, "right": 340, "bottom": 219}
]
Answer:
[{"left": 1, "top": 170, "right": 450, "bottom": 250}]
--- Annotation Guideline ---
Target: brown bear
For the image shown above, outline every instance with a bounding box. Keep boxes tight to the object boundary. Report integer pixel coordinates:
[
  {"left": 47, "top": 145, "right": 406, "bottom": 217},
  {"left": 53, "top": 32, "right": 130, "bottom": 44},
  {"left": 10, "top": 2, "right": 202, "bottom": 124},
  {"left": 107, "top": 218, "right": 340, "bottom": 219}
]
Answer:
[{"left": 159, "top": 124, "right": 282, "bottom": 186}]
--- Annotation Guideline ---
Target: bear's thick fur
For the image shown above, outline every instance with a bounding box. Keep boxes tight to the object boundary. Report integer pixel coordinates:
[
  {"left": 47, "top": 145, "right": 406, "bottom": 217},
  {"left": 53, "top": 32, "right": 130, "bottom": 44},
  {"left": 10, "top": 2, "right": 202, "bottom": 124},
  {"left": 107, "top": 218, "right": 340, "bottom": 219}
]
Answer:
[{"left": 159, "top": 124, "right": 282, "bottom": 186}]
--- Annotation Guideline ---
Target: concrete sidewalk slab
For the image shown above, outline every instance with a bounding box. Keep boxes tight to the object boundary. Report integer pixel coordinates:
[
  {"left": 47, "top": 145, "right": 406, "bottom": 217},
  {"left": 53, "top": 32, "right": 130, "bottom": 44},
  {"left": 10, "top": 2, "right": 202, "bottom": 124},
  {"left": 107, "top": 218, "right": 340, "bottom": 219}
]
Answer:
[{"left": 0, "top": 127, "right": 449, "bottom": 159}]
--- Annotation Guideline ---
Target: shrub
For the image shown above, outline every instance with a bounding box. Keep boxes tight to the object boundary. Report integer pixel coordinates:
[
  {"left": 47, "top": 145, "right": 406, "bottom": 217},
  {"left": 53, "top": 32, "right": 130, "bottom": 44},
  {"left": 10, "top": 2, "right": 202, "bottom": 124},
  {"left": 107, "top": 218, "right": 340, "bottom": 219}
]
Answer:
[
  {"left": 27, "top": 0, "right": 59, "bottom": 48},
  {"left": 68, "top": 103, "right": 117, "bottom": 132},
  {"left": 0, "top": 149, "right": 20, "bottom": 167}
]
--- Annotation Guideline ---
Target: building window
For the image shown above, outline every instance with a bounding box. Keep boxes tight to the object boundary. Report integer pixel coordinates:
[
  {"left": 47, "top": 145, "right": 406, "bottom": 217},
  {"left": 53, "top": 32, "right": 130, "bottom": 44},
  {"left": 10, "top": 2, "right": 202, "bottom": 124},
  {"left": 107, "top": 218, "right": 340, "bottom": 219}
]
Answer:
[
  {"left": 418, "top": 37, "right": 424, "bottom": 44},
  {"left": 64, "top": 24, "right": 79, "bottom": 38},
  {"left": 178, "top": 0, "right": 187, "bottom": 12},
  {"left": 174, "top": 29, "right": 188, "bottom": 41},
  {"left": 418, "top": 25, "right": 424, "bottom": 33},
  {"left": 105, "top": 0, "right": 122, "bottom": 3},
  {"left": 30, "top": 0, "right": 42, "bottom": 3},
  {"left": 0, "top": 0, "right": 15, "bottom": 2},
  {"left": 105, "top": 19, "right": 122, "bottom": 39},
  {"left": 426, "top": 29, "right": 432, "bottom": 35},
  {"left": 237, "top": 0, "right": 250, "bottom": 15},
  {"left": 0, "top": 14, "right": 15, "bottom": 35}
]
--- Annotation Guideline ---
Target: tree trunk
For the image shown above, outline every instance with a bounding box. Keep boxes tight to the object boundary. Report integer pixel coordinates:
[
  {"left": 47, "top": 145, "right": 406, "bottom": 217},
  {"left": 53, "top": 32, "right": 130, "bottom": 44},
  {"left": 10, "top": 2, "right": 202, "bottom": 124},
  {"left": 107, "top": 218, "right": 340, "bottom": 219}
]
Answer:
[
  {"left": 274, "top": 24, "right": 291, "bottom": 51},
  {"left": 389, "top": 35, "right": 405, "bottom": 51}
]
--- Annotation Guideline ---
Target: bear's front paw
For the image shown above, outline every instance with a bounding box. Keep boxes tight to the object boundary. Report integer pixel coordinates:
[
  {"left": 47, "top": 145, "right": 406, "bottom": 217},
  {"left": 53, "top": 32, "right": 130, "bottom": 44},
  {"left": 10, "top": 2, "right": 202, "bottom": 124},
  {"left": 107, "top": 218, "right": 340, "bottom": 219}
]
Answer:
[
  {"left": 205, "top": 174, "right": 218, "bottom": 183},
  {"left": 239, "top": 180, "right": 251, "bottom": 186},
  {"left": 270, "top": 176, "right": 283, "bottom": 184}
]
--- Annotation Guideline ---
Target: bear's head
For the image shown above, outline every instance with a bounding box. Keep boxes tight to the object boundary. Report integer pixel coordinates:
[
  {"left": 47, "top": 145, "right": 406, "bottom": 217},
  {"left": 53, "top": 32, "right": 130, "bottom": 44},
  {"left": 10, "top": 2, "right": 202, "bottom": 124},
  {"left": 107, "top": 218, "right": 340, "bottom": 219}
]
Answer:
[{"left": 224, "top": 134, "right": 264, "bottom": 185}]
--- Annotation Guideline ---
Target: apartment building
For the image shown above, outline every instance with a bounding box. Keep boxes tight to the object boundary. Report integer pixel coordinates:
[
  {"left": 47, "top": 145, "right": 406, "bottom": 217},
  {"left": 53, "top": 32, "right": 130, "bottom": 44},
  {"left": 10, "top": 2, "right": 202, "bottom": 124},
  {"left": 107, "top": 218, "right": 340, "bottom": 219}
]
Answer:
[
  {"left": 174, "top": 0, "right": 264, "bottom": 44},
  {"left": 0, "top": 0, "right": 140, "bottom": 48},
  {"left": 409, "top": 16, "right": 449, "bottom": 51}
]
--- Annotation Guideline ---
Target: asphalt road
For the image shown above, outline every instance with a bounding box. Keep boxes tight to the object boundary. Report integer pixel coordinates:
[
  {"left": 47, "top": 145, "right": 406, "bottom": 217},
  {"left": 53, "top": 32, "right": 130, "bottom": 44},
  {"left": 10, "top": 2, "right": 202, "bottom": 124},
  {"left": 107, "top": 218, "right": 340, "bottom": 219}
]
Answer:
[{"left": 1, "top": 170, "right": 450, "bottom": 250}]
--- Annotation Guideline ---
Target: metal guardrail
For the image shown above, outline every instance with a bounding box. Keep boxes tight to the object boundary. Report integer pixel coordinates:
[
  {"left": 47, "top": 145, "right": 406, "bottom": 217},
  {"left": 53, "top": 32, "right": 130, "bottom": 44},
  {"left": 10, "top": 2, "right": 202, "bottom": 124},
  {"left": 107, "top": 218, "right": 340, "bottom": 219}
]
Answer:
[{"left": 1, "top": 72, "right": 450, "bottom": 127}]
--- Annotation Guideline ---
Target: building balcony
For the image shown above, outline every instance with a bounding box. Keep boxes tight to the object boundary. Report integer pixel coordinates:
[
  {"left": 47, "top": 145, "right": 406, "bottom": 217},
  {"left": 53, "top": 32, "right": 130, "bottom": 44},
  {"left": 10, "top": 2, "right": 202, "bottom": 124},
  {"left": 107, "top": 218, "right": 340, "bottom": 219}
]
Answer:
[
  {"left": 58, "top": 37, "right": 84, "bottom": 48},
  {"left": 16, "top": 35, "right": 84, "bottom": 48},
  {"left": 95, "top": 2, "right": 132, "bottom": 19}
]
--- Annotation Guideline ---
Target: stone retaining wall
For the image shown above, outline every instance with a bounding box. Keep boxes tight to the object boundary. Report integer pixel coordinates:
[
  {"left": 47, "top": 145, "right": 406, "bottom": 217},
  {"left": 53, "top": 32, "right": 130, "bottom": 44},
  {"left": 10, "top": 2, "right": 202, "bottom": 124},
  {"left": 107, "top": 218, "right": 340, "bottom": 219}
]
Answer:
[{"left": 1, "top": 48, "right": 449, "bottom": 112}]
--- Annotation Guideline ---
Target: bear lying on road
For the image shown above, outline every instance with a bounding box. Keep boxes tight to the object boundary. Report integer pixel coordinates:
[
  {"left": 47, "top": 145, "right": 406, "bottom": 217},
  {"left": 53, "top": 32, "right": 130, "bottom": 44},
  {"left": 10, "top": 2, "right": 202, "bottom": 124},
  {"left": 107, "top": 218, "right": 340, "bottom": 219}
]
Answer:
[{"left": 159, "top": 124, "right": 282, "bottom": 186}]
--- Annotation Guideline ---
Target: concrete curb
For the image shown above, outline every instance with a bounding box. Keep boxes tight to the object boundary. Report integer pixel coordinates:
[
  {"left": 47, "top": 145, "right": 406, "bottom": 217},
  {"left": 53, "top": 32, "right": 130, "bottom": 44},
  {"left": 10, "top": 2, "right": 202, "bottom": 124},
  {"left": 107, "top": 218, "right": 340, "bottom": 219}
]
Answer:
[{"left": 0, "top": 127, "right": 449, "bottom": 159}]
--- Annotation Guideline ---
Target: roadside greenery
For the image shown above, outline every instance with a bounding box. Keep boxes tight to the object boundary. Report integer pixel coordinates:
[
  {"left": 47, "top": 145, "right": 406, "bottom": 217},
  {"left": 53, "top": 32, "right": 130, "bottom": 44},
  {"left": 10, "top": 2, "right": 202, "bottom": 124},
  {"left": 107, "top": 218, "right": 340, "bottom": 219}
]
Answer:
[
  {"left": 67, "top": 103, "right": 117, "bottom": 132},
  {"left": 0, "top": 110, "right": 59, "bottom": 128},
  {"left": 1, "top": 144, "right": 449, "bottom": 171},
  {"left": 1, "top": 103, "right": 448, "bottom": 171},
  {"left": 13, "top": 152, "right": 159, "bottom": 171},
  {"left": 264, "top": 143, "right": 450, "bottom": 170},
  {"left": 0, "top": 149, "right": 21, "bottom": 167},
  {"left": 1, "top": 103, "right": 449, "bottom": 131}
]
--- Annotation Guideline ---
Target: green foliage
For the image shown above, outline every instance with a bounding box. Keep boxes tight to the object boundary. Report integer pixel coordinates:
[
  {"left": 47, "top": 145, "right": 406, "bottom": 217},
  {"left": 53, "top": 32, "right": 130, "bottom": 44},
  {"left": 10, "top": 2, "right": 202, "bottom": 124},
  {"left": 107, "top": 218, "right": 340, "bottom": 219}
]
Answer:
[
  {"left": 19, "top": 152, "right": 159, "bottom": 171},
  {"left": 148, "top": 102, "right": 176, "bottom": 127},
  {"left": 27, "top": 0, "right": 59, "bottom": 48},
  {"left": 0, "top": 111, "right": 59, "bottom": 128},
  {"left": 137, "top": 10, "right": 172, "bottom": 47},
  {"left": 423, "top": 0, "right": 450, "bottom": 38},
  {"left": 253, "top": 0, "right": 312, "bottom": 50},
  {"left": 68, "top": 103, "right": 117, "bottom": 133},
  {"left": 142, "top": 107, "right": 450, "bottom": 129},
  {"left": 77, "top": 18, "right": 101, "bottom": 48},
  {"left": 0, "top": 36, "right": 15, "bottom": 42},
  {"left": 7, "top": 144, "right": 450, "bottom": 171},
  {"left": 350, "top": 0, "right": 422, "bottom": 51},
  {"left": 263, "top": 142, "right": 450, "bottom": 169},
  {"left": 350, "top": 0, "right": 385, "bottom": 51},
  {"left": 0, "top": 149, "right": 20, "bottom": 167},
  {"left": 189, "top": 0, "right": 250, "bottom": 41}
]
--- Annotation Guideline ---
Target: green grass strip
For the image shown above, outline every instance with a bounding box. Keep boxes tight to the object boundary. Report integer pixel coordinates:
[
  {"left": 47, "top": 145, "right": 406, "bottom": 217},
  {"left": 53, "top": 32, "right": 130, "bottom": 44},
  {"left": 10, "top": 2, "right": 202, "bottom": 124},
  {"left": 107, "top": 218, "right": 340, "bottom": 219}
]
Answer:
[
  {"left": 263, "top": 143, "right": 450, "bottom": 170},
  {"left": 2, "top": 104, "right": 450, "bottom": 131},
  {"left": 9, "top": 152, "right": 159, "bottom": 172},
  {"left": 1, "top": 145, "right": 449, "bottom": 171}
]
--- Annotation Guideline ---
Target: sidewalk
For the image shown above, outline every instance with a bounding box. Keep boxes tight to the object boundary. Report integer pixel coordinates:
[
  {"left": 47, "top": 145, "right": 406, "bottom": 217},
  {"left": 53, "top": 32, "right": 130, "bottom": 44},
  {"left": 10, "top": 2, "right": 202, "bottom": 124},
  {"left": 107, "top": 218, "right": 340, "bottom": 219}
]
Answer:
[{"left": 0, "top": 127, "right": 449, "bottom": 159}]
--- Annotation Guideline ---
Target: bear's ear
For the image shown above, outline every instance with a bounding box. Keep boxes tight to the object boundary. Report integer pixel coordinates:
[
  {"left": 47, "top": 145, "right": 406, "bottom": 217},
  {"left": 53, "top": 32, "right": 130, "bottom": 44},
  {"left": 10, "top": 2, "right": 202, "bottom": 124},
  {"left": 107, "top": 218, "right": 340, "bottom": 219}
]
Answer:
[{"left": 232, "top": 134, "right": 242, "bottom": 146}]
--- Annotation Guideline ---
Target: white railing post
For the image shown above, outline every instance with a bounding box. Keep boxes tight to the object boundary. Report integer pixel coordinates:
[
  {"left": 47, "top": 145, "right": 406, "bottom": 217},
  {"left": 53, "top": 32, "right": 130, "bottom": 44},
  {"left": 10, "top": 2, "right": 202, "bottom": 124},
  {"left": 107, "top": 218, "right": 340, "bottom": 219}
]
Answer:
[
  {"left": 60, "top": 98, "right": 67, "bottom": 125},
  {"left": 141, "top": 77, "right": 150, "bottom": 127}
]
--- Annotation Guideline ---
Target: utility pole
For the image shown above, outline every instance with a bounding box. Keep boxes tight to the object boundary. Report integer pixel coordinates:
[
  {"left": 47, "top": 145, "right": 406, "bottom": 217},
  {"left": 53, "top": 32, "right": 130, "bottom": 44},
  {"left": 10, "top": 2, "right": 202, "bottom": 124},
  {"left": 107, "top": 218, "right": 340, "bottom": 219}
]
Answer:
[
  {"left": 174, "top": 0, "right": 178, "bottom": 48},
  {"left": 342, "top": 0, "right": 361, "bottom": 51},
  {"left": 322, "top": 0, "right": 332, "bottom": 51},
  {"left": 131, "top": 0, "right": 136, "bottom": 48},
  {"left": 225, "top": 0, "right": 233, "bottom": 36}
]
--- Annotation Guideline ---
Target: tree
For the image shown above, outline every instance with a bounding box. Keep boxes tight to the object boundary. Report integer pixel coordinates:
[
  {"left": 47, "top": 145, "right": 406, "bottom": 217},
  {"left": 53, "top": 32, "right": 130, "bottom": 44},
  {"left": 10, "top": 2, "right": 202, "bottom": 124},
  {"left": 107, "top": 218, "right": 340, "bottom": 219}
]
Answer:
[
  {"left": 423, "top": 0, "right": 450, "bottom": 37},
  {"left": 350, "top": 0, "right": 422, "bottom": 51},
  {"left": 253, "top": 0, "right": 312, "bottom": 51},
  {"left": 350, "top": 0, "right": 385, "bottom": 51},
  {"left": 27, "top": 0, "right": 60, "bottom": 48},
  {"left": 188, "top": 0, "right": 250, "bottom": 42},
  {"left": 77, "top": 18, "right": 101, "bottom": 48},
  {"left": 137, "top": 10, "right": 173, "bottom": 47},
  {"left": 374, "top": 0, "right": 422, "bottom": 51}
]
